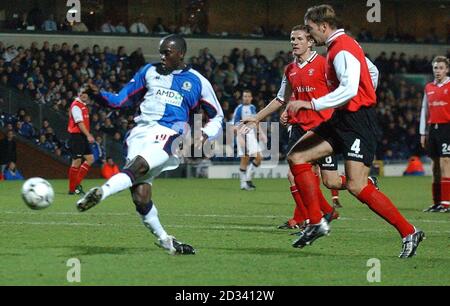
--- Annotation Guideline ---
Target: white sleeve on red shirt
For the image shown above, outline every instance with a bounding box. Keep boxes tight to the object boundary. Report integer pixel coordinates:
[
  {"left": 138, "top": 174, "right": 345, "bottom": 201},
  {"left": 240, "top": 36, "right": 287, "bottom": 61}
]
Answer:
[
  {"left": 71, "top": 106, "right": 83, "bottom": 123},
  {"left": 276, "top": 75, "right": 287, "bottom": 102},
  {"left": 365, "top": 57, "right": 379, "bottom": 90},
  {"left": 419, "top": 91, "right": 429, "bottom": 135},
  {"left": 311, "top": 51, "right": 360, "bottom": 111},
  {"left": 276, "top": 75, "right": 292, "bottom": 104}
]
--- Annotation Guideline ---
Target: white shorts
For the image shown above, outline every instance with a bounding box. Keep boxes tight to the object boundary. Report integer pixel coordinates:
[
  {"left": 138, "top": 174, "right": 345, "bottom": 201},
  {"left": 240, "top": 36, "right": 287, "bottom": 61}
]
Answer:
[
  {"left": 125, "top": 123, "right": 181, "bottom": 185},
  {"left": 237, "top": 131, "right": 262, "bottom": 157}
]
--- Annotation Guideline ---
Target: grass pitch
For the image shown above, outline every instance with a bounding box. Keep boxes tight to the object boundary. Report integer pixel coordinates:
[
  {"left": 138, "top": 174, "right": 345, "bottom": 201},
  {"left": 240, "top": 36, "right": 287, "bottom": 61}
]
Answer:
[{"left": 0, "top": 177, "right": 449, "bottom": 286}]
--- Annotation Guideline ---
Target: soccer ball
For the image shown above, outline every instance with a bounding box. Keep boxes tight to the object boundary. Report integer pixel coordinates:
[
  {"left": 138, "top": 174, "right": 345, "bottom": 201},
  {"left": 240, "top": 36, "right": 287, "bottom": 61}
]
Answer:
[{"left": 21, "top": 177, "right": 54, "bottom": 210}]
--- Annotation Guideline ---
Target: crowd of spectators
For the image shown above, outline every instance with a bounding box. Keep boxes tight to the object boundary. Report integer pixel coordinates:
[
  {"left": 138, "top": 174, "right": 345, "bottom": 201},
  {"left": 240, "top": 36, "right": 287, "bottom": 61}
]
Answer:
[
  {"left": 2, "top": 10, "right": 206, "bottom": 36},
  {"left": 0, "top": 40, "right": 447, "bottom": 166}
]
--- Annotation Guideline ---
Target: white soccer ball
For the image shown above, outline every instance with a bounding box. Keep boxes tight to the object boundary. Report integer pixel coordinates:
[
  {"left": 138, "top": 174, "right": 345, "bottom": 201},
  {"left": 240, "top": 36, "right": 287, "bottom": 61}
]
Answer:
[{"left": 21, "top": 177, "right": 54, "bottom": 210}]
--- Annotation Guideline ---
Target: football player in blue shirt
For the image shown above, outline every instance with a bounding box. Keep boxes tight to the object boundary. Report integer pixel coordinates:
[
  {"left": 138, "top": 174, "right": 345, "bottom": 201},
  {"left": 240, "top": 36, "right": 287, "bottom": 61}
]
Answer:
[{"left": 77, "top": 35, "right": 224, "bottom": 255}]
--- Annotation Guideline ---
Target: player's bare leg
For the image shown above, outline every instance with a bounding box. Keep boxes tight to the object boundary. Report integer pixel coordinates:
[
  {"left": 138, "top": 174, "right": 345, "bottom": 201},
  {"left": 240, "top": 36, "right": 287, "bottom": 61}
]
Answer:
[
  {"left": 76, "top": 155, "right": 149, "bottom": 211},
  {"left": 132, "top": 183, "right": 195, "bottom": 255},
  {"left": 310, "top": 165, "right": 339, "bottom": 222},
  {"left": 346, "top": 160, "right": 425, "bottom": 258},
  {"left": 287, "top": 131, "right": 333, "bottom": 248},
  {"left": 320, "top": 169, "right": 343, "bottom": 207},
  {"left": 320, "top": 169, "right": 379, "bottom": 208}
]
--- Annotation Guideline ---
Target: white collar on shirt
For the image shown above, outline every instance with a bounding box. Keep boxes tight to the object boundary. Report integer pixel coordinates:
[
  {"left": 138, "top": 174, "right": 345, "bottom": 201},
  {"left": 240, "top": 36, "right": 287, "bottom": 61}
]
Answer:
[
  {"left": 326, "top": 29, "right": 346, "bottom": 46},
  {"left": 434, "top": 76, "right": 450, "bottom": 87},
  {"left": 295, "top": 51, "right": 318, "bottom": 69}
]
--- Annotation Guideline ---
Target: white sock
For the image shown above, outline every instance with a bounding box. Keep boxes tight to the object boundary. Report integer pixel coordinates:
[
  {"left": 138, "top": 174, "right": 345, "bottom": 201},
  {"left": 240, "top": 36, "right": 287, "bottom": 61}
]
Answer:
[
  {"left": 246, "top": 162, "right": 254, "bottom": 181},
  {"left": 240, "top": 169, "right": 247, "bottom": 185},
  {"left": 140, "top": 205, "right": 168, "bottom": 240},
  {"left": 101, "top": 173, "right": 133, "bottom": 201}
]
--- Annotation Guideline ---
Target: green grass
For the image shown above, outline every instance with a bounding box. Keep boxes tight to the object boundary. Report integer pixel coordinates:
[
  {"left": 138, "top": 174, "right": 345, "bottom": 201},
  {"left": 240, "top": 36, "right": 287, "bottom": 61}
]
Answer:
[{"left": 0, "top": 177, "right": 449, "bottom": 285}]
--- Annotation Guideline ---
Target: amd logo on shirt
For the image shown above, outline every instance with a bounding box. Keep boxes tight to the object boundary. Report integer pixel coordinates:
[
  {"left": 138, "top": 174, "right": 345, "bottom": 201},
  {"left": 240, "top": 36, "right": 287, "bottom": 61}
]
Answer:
[{"left": 154, "top": 88, "right": 183, "bottom": 107}]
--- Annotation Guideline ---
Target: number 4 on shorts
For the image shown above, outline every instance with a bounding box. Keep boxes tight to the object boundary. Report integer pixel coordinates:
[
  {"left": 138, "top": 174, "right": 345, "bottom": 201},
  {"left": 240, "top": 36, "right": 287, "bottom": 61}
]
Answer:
[{"left": 351, "top": 139, "right": 361, "bottom": 154}]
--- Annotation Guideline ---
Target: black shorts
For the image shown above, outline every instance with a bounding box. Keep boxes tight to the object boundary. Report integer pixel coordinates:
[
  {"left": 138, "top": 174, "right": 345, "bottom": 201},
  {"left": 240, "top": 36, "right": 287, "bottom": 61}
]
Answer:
[
  {"left": 313, "top": 107, "right": 379, "bottom": 167},
  {"left": 428, "top": 123, "right": 450, "bottom": 158},
  {"left": 69, "top": 133, "right": 92, "bottom": 159},
  {"left": 287, "top": 124, "right": 338, "bottom": 171}
]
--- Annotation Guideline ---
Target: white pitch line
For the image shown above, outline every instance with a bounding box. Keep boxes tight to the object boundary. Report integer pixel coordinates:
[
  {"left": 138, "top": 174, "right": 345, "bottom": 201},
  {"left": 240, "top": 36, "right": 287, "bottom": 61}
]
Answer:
[
  {"left": 0, "top": 220, "right": 274, "bottom": 231},
  {"left": 0, "top": 210, "right": 310, "bottom": 220},
  {"left": 0, "top": 220, "right": 449, "bottom": 234}
]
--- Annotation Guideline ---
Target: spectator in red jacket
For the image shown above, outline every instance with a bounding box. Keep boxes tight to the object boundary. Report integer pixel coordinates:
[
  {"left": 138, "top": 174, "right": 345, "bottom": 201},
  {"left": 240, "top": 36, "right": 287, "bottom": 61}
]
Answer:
[{"left": 101, "top": 157, "right": 119, "bottom": 179}]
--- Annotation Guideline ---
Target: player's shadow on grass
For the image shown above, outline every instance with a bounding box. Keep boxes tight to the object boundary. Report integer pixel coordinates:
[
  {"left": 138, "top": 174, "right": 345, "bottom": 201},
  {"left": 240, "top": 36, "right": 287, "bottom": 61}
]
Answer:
[
  {"left": 247, "top": 201, "right": 286, "bottom": 206},
  {"left": 211, "top": 246, "right": 298, "bottom": 256},
  {"left": 205, "top": 226, "right": 283, "bottom": 235},
  {"left": 211, "top": 246, "right": 336, "bottom": 258},
  {"left": 64, "top": 245, "right": 150, "bottom": 256},
  {"left": 398, "top": 208, "right": 426, "bottom": 213}
]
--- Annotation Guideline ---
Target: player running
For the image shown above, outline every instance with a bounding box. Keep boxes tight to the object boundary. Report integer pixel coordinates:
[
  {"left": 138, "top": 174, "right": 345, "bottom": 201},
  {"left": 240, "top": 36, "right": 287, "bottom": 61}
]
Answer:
[
  {"left": 286, "top": 4, "right": 424, "bottom": 258},
  {"left": 243, "top": 25, "right": 371, "bottom": 230},
  {"left": 232, "top": 90, "right": 263, "bottom": 191},
  {"left": 420, "top": 56, "right": 450, "bottom": 213},
  {"left": 77, "top": 35, "right": 224, "bottom": 255}
]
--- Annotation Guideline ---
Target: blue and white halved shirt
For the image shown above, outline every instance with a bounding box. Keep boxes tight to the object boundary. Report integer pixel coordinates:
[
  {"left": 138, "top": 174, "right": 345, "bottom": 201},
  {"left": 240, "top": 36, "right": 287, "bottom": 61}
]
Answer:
[
  {"left": 99, "top": 63, "right": 224, "bottom": 139},
  {"left": 231, "top": 104, "right": 257, "bottom": 126}
]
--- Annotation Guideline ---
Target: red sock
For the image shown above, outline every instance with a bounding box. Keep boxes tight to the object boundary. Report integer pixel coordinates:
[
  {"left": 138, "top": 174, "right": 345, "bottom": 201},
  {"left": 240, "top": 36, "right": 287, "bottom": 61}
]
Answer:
[
  {"left": 331, "top": 189, "right": 339, "bottom": 198},
  {"left": 357, "top": 184, "right": 415, "bottom": 238},
  {"left": 315, "top": 174, "right": 333, "bottom": 214},
  {"left": 441, "top": 177, "right": 450, "bottom": 207},
  {"left": 433, "top": 182, "right": 441, "bottom": 205},
  {"left": 290, "top": 186, "right": 308, "bottom": 223},
  {"left": 290, "top": 164, "right": 322, "bottom": 224},
  {"left": 68, "top": 166, "right": 79, "bottom": 192},
  {"left": 75, "top": 162, "right": 91, "bottom": 187},
  {"left": 340, "top": 175, "right": 347, "bottom": 189}
]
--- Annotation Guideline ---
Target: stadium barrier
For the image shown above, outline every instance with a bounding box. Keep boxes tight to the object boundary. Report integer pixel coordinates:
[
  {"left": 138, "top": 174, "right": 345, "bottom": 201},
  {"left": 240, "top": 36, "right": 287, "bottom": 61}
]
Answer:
[
  {"left": 0, "top": 85, "right": 128, "bottom": 168},
  {"left": 0, "top": 128, "right": 101, "bottom": 179},
  {"left": 206, "top": 162, "right": 432, "bottom": 179},
  {"left": 0, "top": 32, "right": 447, "bottom": 62}
]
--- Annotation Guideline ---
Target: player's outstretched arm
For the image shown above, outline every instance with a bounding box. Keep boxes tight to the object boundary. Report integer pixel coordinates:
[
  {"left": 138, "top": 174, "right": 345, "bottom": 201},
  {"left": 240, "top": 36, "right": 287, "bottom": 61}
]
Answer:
[
  {"left": 242, "top": 73, "right": 294, "bottom": 127},
  {"left": 239, "top": 98, "right": 284, "bottom": 134},
  {"left": 99, "top": 64, "right": 151, "bottom": 108}
]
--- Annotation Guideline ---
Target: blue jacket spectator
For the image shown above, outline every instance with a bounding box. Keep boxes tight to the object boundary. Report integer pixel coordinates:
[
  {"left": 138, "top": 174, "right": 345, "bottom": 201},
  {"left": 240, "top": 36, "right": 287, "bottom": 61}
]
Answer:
[
  {"left": 37, "top": 134, "right": 55, "bottom": 152},
  {"left": 4, "top": 162, "right": 24, "bottom": 180},
  {"left": 42, "top": 14, "right": 57, "bottom": 31},
  {"left": 19, "top": 115, "right": 35, "bottom": 139},
  {"left": 91, "top": 136, "right": 106, "bottom": 165}
]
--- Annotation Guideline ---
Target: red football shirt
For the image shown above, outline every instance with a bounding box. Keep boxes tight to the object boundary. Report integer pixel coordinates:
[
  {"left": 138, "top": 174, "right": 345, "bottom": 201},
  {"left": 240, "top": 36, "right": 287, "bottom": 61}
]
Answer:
[
  {"left": 280, "top": 52, "right": 334, "bottom": 130},
  {"left": 425, "top": 78, "right": 450, "bottom": 124},
  {"left": 325, "top": 31, "right": 377, "bottom": 112},
  {"left": 68, "top": 98, "right": 90, "bottom": 134}
]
